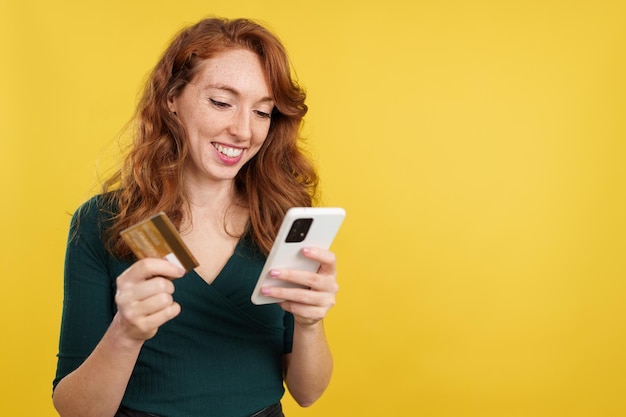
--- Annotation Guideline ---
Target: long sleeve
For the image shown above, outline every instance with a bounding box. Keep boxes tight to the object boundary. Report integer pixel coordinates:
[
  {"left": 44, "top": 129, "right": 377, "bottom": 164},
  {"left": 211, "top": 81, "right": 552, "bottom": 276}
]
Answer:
[{"left": 53, "top": 198, "right": 118, "bottom": 389}]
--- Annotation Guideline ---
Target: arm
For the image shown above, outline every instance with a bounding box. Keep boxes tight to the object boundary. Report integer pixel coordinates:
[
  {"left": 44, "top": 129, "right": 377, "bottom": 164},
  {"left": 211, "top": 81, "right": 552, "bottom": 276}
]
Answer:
[
  {"left": 260, "top": 247, "right": 338, "bottom": 407},
  {"left": 53, "top": 207, "right": 184, "bottom": 417},
  {"left": 282, "top": 320, "right": 333, "bottom": 407},
  {"left": 53, "top": 315, "right": 144, "bottom": 417},
  {"left": 53, "top": 259, "right": 184, "bottom": 417}
]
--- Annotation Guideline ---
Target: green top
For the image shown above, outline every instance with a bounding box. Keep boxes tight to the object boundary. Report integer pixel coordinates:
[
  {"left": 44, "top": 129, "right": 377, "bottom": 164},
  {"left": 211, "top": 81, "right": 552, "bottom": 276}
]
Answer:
[{"left": 54, "top": 196, "right": 294, "bottom": 417}]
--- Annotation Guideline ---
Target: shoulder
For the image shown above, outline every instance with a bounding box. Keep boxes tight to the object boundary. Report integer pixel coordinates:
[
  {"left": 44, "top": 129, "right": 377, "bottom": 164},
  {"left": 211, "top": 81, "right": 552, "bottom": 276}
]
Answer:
[
  {"left": 70, "top": 192, "right": 119, "bottom": 243},
  {"left": 75, "top": 192, "right": 118, "bottom": 219}
]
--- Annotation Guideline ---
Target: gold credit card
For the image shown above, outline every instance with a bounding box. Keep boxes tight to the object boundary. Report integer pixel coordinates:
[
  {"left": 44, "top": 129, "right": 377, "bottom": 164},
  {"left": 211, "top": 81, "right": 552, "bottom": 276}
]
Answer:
[{"left": 120, "top": 212, "right": 199, "bottom": 272}]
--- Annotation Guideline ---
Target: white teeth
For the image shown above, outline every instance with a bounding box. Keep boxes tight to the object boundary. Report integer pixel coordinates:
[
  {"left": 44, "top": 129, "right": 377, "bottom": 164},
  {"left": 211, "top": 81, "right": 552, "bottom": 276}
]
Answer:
[{"left": 214, "top": 143, "right": 243, "bottom": 158}]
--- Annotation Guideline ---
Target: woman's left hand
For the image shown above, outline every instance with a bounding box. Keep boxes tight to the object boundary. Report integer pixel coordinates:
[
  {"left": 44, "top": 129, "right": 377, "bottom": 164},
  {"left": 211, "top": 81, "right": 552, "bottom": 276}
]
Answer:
[{"left": 261, "top": 247, "right": 339, "bottom": 326}]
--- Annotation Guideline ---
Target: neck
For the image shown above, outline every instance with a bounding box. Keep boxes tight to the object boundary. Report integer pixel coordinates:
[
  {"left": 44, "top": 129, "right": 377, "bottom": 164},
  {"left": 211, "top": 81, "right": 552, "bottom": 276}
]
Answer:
[{"left": 181, "top": 177, "right": 247, "bottom": 236}]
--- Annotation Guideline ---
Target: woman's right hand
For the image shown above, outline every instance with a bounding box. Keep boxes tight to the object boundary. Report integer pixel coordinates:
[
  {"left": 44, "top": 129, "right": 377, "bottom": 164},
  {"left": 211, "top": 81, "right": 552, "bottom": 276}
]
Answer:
[{"left": 113, "top": 258, "right": 185, "bottom": 342}]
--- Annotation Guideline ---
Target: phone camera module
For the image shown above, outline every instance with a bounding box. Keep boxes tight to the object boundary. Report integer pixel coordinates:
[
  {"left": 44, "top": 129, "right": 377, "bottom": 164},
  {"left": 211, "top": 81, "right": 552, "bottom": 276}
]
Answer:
[{"left": 286, "top": 218, "right": 313, "bottom": 243}]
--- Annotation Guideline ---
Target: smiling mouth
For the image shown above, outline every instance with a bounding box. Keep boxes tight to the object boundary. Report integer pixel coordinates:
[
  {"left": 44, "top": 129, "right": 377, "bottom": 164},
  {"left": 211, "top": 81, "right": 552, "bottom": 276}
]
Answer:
[{"left": 213, "top": 143, "right": 243, "bottom": 158}]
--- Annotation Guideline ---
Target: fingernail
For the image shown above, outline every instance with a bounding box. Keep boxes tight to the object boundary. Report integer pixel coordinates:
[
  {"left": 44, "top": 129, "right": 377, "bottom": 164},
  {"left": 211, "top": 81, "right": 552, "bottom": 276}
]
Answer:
[
  {"left": 270, "top": 269, "right": 280, "bottom": 277},
  {"left": 302, "top": 247, "right": 312, "bottom": 255},
  {"left": 261, "top": 287, "right": 271, "bottom": 295}
]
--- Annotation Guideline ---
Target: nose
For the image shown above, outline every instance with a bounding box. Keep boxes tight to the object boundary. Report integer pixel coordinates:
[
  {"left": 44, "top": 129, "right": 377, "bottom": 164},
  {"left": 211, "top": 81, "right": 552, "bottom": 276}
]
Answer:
[{"left": 228, "top": 109, "right": 253, "bottom": 142}]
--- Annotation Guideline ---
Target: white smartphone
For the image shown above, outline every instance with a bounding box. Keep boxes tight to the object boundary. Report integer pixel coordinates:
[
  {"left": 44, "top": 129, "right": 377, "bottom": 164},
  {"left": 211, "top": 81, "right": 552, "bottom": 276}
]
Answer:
[{"left": 250, "top": 207, "right": 346, "bottom": 305}]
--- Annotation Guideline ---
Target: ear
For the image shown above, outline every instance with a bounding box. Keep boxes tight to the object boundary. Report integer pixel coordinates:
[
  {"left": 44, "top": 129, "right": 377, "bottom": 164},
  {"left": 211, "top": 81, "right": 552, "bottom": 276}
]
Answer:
[{"left": 167, "top": 95, "right": 177, "bottom": 114}]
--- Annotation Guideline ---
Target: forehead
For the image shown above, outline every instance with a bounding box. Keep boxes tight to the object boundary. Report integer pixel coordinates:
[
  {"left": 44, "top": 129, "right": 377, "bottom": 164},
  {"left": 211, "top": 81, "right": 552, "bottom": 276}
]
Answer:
[{"left": 191, "top": 49, "right": 271, "bottom": 98}]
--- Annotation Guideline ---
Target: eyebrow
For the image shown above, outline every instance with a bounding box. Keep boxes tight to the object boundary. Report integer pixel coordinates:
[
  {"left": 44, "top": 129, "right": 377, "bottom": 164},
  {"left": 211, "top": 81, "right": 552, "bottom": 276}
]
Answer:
[{"left": 207, "top": 84, "right": 274, "bottom": 104}]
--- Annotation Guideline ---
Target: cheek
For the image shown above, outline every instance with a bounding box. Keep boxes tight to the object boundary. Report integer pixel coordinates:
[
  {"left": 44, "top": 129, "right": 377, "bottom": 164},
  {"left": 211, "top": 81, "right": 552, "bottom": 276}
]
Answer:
[{"left": 251, "top": 125, "right": 271, "bottom": 147}]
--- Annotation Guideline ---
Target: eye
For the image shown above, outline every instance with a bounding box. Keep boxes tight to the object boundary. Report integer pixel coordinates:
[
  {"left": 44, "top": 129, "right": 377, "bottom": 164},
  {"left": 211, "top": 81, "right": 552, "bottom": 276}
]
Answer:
[
  {"left": 254, "top": 110, "right": 272, "bottom": 119},
  {"left": 209, "top": 98, "right": 231, "bottom": 109}
]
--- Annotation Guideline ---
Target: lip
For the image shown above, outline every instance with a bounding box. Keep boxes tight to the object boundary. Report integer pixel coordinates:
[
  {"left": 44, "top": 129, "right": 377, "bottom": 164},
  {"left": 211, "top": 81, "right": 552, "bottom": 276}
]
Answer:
[{"left": 212, "top": 142, "right": 245, "bottom": 165}]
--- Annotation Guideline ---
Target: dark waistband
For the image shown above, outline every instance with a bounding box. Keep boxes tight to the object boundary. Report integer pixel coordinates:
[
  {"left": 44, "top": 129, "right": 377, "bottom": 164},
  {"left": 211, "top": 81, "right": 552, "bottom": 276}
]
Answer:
[
  {"left": 115, "top": 406, "right": 159, "bottom": 417},
  {"left": 251, "top": 402, "right": 284, "bottom": 417},
  {"left": 116, "top": 403, "right": 284, "bottom": 417}
]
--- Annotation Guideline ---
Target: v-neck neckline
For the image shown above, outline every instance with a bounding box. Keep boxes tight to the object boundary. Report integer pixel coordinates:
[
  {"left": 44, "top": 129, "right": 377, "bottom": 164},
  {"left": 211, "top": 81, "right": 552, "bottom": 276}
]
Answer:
[{"left": 190, "top": 237, "right": 244, "bottom": 287}]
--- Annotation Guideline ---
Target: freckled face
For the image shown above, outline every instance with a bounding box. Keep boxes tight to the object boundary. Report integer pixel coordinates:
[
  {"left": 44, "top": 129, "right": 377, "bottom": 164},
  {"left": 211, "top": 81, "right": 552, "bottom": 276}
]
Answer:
[{"left": 168, "top": 48, "right": 273, "bottom": 187}]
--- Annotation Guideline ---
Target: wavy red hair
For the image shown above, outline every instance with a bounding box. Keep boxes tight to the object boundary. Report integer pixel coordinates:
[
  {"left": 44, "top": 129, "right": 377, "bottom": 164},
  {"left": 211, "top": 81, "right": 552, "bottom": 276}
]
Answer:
[{"left": 102, "top": 17, "right": 318, "bottom": 257}]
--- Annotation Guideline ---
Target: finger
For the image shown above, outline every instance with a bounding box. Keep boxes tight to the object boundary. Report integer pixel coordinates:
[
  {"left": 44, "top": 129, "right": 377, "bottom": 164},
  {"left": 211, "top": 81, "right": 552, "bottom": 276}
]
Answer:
[
  {"left": 265, "top": 285, "right": 336, "bottom": 308},
  {"left": 136, "top": 291, "right": 177, "bottom": 316},
  {"left": 122, "top": 302, "right": 181, "bottom": 340},
  {"left": 117, "top": 258, "right": 186, "bottom": 289},
  {"left": 117, "top": 292, "right": 179, "bottom": 327},
  {"left": 268, "top": 268, "right": 338, "bottom": 293},
  {"left": 301, "top": 247, "right": 337, "bottom": 274},
  {"left": 135, "top": 257, "right": 187, "bottom": 279},
  {"left": 144, "top": 301, "right": 181, "bottom": 329},
  {"left": 115, "top": 277, "right": 175, "bottom": 304},
  {"left": 279, "top": 301, "right": 329, "bottom": 325}
]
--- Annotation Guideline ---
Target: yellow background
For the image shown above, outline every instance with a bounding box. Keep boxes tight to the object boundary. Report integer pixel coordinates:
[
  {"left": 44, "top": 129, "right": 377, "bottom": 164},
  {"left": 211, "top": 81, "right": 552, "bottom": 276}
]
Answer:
[{"left": 1, "top": 0, "right": 625, "bottom": 416}]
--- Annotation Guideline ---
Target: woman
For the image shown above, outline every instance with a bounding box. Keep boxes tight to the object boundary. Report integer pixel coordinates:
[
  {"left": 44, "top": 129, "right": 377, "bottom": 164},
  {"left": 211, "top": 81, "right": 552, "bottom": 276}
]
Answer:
[{"left": 53, "top": 17, "right": 338, "bottom": 417}]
